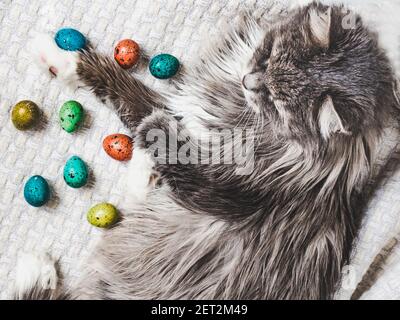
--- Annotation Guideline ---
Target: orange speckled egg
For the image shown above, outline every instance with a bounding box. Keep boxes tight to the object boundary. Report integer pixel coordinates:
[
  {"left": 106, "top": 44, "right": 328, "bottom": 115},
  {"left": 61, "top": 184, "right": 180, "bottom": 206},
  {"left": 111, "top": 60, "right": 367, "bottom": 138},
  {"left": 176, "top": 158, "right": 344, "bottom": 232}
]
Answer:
[
  {"left": 103, "top": 134, "right": 133, "bottom": 161},
  {"left": 114, "top": 39, "right": 140, "bottom": 69}
]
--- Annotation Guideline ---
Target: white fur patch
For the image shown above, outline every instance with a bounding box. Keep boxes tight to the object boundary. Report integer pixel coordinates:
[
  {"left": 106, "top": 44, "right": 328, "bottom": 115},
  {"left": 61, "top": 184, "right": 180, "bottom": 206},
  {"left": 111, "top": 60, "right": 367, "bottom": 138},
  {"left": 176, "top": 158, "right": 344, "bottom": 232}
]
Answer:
[
  {"left": 29, "top": 33, "right": 80, "bottom": 85},
  {"left": 14, "top": 252, "right": 58, "bottom": 298},
  {"left": 124, "top": 148, "right": 156, "bottom": 205}
]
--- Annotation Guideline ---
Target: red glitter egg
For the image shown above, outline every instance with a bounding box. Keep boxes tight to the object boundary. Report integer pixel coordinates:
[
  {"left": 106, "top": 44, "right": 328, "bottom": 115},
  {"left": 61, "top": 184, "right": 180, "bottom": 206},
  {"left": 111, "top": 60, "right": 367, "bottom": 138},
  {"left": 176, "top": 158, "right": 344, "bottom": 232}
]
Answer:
[
  {"left": 103, "top": 134, "right": 133, "bottom": 161},
  {"left": 114, "top": 39, "right": 140, "bottom": 69}
]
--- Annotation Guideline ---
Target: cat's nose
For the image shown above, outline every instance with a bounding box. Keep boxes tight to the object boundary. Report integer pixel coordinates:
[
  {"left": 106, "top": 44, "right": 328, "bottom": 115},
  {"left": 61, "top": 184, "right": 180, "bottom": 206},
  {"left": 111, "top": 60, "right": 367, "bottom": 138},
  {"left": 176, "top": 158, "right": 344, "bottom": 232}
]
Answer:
[{"left": 242, "top": 72, "right": 263, "bottom": 91}]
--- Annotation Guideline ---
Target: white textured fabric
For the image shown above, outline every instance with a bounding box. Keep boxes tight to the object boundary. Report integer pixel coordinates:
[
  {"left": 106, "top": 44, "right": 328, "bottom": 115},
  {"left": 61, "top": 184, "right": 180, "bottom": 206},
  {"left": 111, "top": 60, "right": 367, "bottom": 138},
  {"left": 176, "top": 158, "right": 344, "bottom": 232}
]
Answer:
[{"left": 0, "top": 0, "right": 400, "bottom": 299}]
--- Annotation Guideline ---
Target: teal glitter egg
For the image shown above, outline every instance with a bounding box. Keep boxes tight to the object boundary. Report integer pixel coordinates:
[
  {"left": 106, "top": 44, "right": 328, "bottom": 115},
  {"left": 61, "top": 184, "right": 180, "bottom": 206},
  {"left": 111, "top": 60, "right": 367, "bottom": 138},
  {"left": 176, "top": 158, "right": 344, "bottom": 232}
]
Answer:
[
  {"left": 63, "top": 156, "right": 88, "bottom": 188},
  {"left": 24, "top": 175, "right": 50, "bottom": 207},
  {"left": 149, "top": 54, "right": 180, "bottom": 79},
  {"left": 55, "top": 28, "right": 86, "bottom": 51}
]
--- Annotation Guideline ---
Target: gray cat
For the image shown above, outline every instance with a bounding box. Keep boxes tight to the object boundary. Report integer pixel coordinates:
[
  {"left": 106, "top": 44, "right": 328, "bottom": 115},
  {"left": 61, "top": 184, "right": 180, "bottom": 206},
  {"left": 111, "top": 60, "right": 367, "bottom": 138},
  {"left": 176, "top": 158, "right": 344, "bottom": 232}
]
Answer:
[{"left": 15, "top": 1, "right": 400, "bottom": 299}]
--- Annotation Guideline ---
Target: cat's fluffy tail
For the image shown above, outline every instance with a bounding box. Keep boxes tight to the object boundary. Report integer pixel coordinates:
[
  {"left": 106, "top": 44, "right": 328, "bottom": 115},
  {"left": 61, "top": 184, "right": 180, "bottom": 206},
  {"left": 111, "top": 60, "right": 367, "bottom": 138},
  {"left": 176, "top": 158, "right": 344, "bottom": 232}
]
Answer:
[{"left": 13, "top": 253, "right": 68, "bottom": 299}]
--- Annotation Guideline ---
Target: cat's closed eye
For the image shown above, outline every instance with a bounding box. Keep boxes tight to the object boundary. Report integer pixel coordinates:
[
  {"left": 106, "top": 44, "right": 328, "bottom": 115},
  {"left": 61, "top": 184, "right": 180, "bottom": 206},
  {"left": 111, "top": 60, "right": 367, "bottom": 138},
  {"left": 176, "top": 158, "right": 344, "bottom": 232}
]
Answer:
[{"left": 270, "top": 38, "right": 281, "bottom": 59}]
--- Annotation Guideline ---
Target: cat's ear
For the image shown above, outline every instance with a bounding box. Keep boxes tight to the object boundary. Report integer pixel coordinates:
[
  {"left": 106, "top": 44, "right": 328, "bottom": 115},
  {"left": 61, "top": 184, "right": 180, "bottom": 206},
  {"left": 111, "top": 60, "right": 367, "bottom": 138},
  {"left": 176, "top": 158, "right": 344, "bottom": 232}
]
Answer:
[
  {"left": 318, "top": 96, "right": 349, "bottom": 140},
  {"left": 309, "top": 6, "right": 332, "bottom": 48}
]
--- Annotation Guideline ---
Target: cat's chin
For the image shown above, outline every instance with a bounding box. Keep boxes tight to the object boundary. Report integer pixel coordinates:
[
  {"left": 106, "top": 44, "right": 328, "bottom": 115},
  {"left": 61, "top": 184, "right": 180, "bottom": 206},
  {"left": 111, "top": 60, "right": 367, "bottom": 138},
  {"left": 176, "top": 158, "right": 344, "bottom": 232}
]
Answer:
[{"left": 242, "top": 89, "right": 261, "bottom": 114}]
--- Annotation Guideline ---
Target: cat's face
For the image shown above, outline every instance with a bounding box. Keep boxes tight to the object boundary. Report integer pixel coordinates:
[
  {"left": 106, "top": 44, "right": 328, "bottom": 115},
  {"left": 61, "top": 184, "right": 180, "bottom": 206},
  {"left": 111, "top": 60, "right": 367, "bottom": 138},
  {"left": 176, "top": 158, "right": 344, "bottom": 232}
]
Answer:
[{"left": 243, "top": 2, "right": 395, "bottom": 144}]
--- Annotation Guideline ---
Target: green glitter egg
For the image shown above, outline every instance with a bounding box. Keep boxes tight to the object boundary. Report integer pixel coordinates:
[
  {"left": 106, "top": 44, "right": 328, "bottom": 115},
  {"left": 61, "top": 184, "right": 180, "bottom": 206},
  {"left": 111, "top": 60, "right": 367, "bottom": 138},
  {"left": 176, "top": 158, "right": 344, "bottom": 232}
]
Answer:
[
  {"left": 59, "top": 100, "right": 84, "bottom": 133},
  {"left": 149, "top": 53, "right": 180, "bottom": 79},
  {"left": 11, "top": 100, "right": 39, "bottom": 130},
  {"left": 63, "top": 155, "right": 88, "bottom": 188},
  {"left": 87, "top": 203, "right": 119, "bottom": 228}
]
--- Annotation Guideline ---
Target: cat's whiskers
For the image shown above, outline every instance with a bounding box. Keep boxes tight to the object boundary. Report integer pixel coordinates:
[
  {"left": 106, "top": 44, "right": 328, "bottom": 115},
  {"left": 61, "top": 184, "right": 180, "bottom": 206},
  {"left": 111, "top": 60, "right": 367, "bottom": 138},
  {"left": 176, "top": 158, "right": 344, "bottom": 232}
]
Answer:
[
  {"left": 254, "top": 108, "right": 265, "bottom": 149},
  {"left": 234, "top": 103, "right": 252, "bottom": 130}
]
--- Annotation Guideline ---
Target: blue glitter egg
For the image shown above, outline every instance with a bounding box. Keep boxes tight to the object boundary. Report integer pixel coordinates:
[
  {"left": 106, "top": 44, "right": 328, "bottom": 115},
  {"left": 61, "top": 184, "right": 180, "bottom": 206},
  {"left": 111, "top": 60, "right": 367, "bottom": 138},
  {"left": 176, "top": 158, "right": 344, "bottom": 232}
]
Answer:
[
  {"left": 24, "top": 175, "right": 50, "bottom": 207},
  {"left": 55, "top": 28, "right": 86, "bottom": 51},
  {"left": 63, "top": 155, "right": 88, "bottom": 188},
  {"left": 149, "top": 54, "right": 180, "bottom": 79}
]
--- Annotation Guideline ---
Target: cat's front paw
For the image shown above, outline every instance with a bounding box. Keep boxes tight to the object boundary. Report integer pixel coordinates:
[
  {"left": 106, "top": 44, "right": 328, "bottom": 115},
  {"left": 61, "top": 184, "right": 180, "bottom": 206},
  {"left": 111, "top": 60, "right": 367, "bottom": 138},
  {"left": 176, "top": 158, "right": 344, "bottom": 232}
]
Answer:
[
  {"left": 14, "top": 252, "right": 58, "bottom": 299},
  {"left": 29, "top": 34, "right": 80, "bottom": 86},
  {"left": 124, "top": 148, "right": 158, "bottom": 205}
]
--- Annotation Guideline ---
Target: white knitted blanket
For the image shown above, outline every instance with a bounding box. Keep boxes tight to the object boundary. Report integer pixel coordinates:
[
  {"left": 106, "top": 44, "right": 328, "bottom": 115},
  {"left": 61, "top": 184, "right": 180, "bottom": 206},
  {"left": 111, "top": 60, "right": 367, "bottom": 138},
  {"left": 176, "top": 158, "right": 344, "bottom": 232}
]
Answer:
[{"left": 0, "top": 0, "right": 399, "bottom": 299}]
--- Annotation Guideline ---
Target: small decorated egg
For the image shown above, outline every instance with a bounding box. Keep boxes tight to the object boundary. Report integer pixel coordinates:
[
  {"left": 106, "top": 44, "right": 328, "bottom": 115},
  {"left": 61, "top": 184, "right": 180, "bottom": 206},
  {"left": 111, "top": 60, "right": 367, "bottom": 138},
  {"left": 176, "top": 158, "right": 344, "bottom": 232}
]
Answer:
[
  {"left": 149, "top": 54, "right": 180, "bottom": 79},
  {"left": 114, "top": 39, "right": 140, "bottom": 69},
  {"left": 63, "top": 156, "right": 88, "bottom": 188},
  {"left": 103, "top": 134, "right": 133, "bottom": 161},
  {"left": 55, "top": 28, "right": 86, "bottom": 51},
  {"left": 87, "top": 203, "right": 119, "bottom": 228},
  {"left": 24, "top": 175, "right": 50, "bottom": 207},
  {"left": 59, "top": 100, "right": 84, "bottom": 133},
  {"left": 11, "top": 100, "right": 39, "bottom": 130}
]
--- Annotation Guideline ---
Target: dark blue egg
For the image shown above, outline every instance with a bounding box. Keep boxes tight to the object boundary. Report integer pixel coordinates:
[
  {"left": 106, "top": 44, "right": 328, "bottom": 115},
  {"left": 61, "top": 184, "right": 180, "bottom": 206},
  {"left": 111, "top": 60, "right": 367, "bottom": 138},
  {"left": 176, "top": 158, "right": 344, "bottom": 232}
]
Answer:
[
  {"left": 55, "top": 28, "right": 86, "bottom": 51},
  {"left": 24, "top": 175, "right": 50, "bottom": 207},
  {"left": 63, "top": 155, "right": 88, "bottom": 188},
  {"left": 149, "top": 54, "right": 180, "bottom": 79}
]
